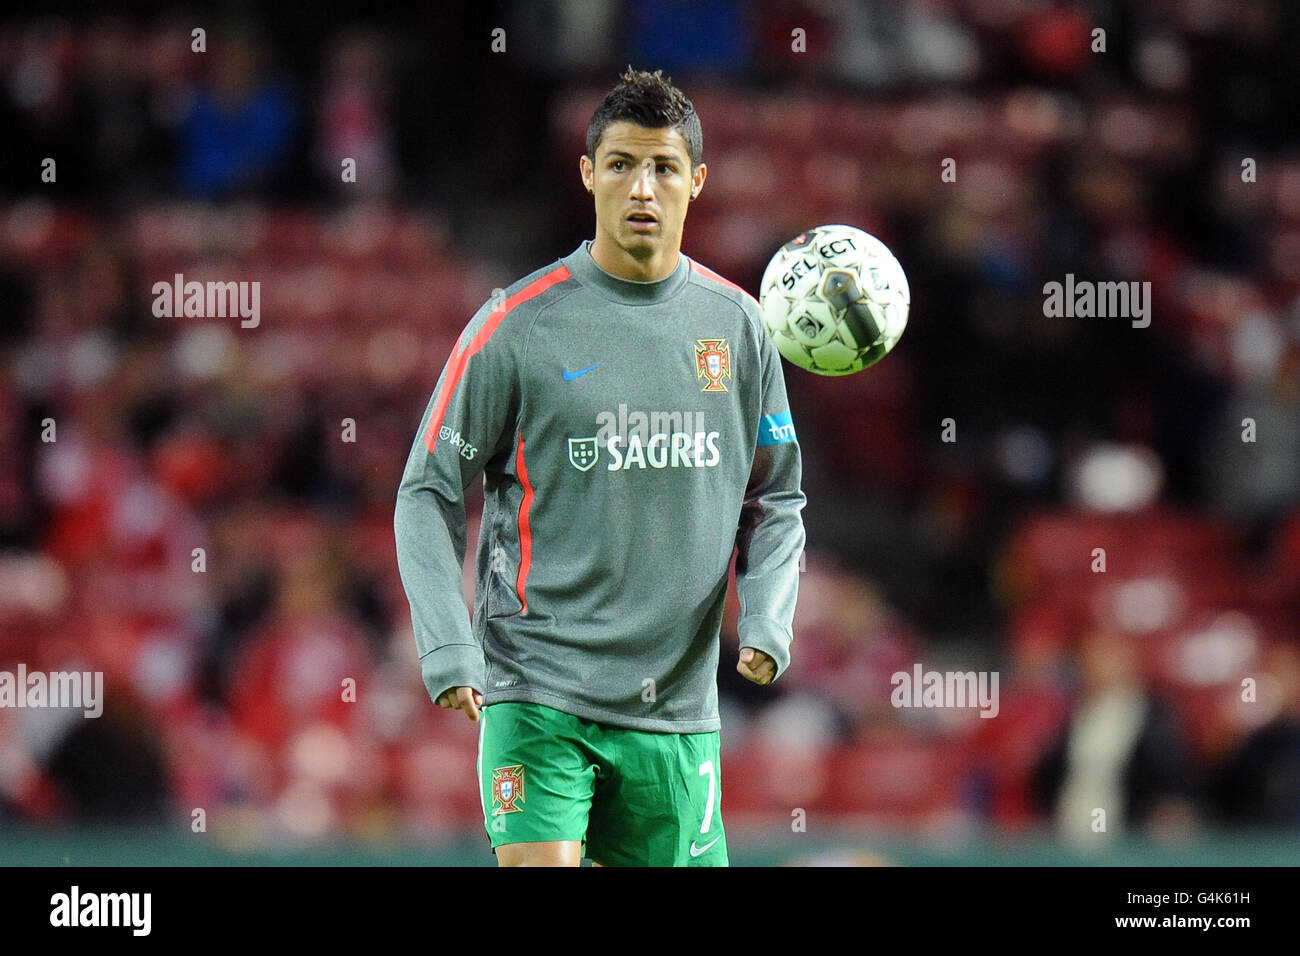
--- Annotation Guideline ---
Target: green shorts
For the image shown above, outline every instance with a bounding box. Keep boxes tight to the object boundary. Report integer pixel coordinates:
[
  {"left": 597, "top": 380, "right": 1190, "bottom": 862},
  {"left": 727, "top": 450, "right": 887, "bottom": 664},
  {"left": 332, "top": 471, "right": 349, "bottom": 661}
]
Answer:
[{"left": 478, "top": 701, "right": 728, "bottom": 867}]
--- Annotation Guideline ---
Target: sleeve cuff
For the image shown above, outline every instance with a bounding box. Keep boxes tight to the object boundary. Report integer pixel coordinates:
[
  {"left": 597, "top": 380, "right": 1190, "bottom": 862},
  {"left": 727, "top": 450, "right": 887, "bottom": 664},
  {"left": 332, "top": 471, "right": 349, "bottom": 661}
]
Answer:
[
  {"left": 737, "top": 616, "right": 792, "bottom": 682},
  {"left": 420, "top": 643, "right": 487, "bottom": 703}
]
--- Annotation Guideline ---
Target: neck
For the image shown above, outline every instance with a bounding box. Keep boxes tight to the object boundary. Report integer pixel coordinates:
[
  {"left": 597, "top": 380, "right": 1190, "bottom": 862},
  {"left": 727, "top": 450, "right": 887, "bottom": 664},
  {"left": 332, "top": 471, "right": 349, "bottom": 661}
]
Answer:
[{"left": 589, "top": 234, "right": 680, "bottom": 282}]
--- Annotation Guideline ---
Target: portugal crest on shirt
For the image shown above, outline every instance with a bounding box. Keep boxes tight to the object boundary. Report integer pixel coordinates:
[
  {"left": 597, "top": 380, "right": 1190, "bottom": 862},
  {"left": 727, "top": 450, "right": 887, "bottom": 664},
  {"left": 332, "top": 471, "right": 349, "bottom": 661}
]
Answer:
[
  {"left": 492, "top": 764, "right": 525, "bottom": 815},
  {"left": 567, "top": 436, "right": 599, "bottom": 472},
  {"left": 695, "top": 339, "right": 731, "bottom": 393}
]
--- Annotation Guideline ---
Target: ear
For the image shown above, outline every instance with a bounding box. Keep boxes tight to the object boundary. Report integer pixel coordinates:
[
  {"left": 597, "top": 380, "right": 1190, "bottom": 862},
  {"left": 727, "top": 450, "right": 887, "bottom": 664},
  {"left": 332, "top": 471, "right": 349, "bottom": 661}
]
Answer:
[
  {"left": 690, "top": 162, "right": 707, "bottom": 201},
  {"left": 579, "top": 155, "right": 594, "bottom": 194}
]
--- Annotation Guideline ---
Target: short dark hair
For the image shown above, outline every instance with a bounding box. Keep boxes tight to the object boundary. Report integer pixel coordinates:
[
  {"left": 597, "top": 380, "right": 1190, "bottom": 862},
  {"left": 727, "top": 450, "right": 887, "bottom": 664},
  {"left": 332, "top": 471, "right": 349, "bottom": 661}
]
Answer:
[{"left": 585, "top": 67, "right": 703, "bottom": 168}]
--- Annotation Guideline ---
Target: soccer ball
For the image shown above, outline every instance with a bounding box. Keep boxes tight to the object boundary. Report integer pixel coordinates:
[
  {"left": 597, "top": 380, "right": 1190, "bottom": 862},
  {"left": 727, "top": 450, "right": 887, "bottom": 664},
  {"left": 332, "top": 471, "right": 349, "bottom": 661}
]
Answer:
[{"left": 759, "top": 225, "right": 910, "bottom": 375}]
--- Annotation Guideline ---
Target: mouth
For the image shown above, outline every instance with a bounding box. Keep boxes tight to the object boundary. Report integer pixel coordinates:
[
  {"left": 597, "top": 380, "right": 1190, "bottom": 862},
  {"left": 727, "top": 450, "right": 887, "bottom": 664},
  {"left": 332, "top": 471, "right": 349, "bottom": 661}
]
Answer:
[{"left": 626, "top": 211, "right": 658, "bottom": 230}]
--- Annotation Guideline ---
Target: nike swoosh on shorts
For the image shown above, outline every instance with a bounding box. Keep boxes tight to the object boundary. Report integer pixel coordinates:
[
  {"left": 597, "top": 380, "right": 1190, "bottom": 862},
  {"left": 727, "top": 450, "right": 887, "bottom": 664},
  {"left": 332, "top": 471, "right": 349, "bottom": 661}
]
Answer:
[{"left": 689, "top": 836, "right": 721, "bottom": 857}]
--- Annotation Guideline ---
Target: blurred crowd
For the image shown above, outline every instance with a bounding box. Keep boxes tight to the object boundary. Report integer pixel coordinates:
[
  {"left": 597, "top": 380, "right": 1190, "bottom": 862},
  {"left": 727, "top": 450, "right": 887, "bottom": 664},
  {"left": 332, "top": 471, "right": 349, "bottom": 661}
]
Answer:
[{"left": 0, "top": 0, "right": 1298, "bottom": 847}]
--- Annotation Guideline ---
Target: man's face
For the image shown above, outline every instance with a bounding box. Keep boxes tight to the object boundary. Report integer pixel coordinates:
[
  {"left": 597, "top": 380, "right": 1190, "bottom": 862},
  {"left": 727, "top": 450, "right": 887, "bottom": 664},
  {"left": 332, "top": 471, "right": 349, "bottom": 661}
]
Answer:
[{"left": 581, "top": 121, "right": 706, "bottom": 269}]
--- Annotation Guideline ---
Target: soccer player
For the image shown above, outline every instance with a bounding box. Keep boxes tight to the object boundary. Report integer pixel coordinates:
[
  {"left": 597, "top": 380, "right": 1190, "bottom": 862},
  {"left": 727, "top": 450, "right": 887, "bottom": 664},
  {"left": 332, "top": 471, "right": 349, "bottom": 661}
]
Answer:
[{"left": 394, "top": 68, "right": 805, "bottom": 866}]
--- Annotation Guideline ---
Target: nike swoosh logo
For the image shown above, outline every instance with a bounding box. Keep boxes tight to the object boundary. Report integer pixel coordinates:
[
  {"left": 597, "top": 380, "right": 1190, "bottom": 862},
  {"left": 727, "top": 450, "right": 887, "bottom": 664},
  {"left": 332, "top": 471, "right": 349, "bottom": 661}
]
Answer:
[
  {"left": 689, "top": 836, "right": 721, "bottom": 858},
  {"left": 562, "top": 363, "right": 601, "bottom": 382}
]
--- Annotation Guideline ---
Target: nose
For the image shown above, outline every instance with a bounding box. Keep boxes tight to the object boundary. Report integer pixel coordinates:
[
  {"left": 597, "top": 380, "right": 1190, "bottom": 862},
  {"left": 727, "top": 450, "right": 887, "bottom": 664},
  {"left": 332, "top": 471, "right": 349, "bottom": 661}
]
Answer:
[{"left": 631, "top": 161, "right": 654, "bottom": 199}]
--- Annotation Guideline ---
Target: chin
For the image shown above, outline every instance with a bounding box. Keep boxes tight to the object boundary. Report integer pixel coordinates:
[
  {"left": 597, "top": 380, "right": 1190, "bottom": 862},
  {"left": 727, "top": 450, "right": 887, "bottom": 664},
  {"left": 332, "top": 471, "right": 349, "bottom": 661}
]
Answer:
[{"left": 620, "top": 236, "right": 658, "bottom": 260}]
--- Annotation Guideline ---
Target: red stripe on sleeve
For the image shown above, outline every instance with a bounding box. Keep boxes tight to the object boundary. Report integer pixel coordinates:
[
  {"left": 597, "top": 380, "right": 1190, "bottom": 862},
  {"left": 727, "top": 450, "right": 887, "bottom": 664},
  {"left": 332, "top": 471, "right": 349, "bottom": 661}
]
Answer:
[
  {"left": 422, "top": 264, "right": 571, "bottom": 452},
  {"left": 689, "top": 259, "right": 754, "bottom": 300},
  {"left": 514, "top": 433, "right": 535, "bottom": 614},
  {"left": 423, "top": 330, "right": 467, "bottom": 452}
]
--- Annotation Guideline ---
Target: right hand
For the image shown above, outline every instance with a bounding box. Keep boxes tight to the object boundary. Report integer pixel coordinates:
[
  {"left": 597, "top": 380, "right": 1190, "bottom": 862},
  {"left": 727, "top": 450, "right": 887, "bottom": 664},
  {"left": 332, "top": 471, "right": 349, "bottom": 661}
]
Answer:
[{"left": 436, "top": 686, "right": 484, "bottom": 723}]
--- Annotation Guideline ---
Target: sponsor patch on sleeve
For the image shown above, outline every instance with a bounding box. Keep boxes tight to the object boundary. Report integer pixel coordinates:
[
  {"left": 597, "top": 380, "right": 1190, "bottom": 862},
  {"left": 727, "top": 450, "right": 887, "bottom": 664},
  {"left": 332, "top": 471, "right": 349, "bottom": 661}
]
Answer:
[{"left": 757, "top": 410, "right": 796, "bottom": 447}]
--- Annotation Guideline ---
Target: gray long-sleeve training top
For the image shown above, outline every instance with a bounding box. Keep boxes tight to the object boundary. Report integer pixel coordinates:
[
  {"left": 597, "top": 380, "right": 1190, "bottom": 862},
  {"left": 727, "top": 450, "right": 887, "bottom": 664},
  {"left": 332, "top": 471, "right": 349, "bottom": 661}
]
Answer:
[{"left": 394, "top": 240, "right": 805, "bottom": 733}]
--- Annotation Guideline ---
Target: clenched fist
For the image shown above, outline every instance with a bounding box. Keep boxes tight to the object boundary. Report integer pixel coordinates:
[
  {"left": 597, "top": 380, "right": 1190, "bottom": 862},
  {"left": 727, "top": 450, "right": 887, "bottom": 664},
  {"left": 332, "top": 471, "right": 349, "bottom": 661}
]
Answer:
[
  {"left": 736, "top": 647, "right": 775, "bottom": 685},
  {"left": 436, "top": 686, "right": 484, "bottom": 722}
]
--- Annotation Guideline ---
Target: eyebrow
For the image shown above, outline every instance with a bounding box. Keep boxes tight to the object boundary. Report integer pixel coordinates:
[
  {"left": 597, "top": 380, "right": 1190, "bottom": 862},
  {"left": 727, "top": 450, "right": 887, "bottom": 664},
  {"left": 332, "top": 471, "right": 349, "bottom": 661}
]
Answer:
[{"left": 605, "top": 151, "right": 684, "bottom": 164}]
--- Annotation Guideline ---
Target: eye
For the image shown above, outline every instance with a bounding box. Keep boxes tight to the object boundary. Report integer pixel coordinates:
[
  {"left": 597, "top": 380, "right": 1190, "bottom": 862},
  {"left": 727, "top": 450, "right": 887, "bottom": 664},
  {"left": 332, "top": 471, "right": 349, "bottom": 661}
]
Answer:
[
  {"left": 657, "top": 164, "right": 674, "bottom": 174},
  {"left": 611, "top": 160, "right": 627, "bottom": 171}
]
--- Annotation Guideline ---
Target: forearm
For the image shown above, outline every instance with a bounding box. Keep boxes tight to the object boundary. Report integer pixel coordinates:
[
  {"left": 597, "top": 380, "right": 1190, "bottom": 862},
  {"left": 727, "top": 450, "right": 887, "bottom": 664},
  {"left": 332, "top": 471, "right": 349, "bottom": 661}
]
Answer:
[
  {"left": 735, "top": 477, "right": 805, "bottom": 679},
  {"left": 394, "top": 473, "right": 485, "bottom": 699}
]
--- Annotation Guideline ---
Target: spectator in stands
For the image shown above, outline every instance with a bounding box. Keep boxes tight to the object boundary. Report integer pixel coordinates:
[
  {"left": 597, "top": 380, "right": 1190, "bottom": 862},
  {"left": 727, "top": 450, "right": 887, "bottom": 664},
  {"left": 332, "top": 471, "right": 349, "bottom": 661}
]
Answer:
[
  {"left": 1214, "top": 642, "right": 1300, "bottom": 827},
  {"left": 43, "top": 689, "right": 172, "bottom": 823},
  {"left": 316, "top": 31, "right": 396, "bottom": 197},
  {"left": 178, "top": 31, "right": 296, "bottom": 198},
  {"left": 1033, "top": 628, "right": 1200, "bottom": 846}
]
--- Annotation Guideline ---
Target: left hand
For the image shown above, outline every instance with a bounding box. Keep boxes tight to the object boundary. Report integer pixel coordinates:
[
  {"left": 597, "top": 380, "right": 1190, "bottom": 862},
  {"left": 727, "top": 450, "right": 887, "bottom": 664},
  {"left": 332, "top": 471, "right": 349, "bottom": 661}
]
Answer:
[{"left": 737, "top": 647, "right": 776, "bottom": 685}]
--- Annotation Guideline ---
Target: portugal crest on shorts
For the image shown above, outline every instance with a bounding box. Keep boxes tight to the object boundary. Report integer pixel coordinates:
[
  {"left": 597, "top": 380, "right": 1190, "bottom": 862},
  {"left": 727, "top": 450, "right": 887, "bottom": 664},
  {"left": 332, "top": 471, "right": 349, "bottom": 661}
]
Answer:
[
  {"left": 696, "top": 339, "right": 731, "bottom": 393},
  {"left": 492, "top": 764, "right": 525, "bottom": 815}
]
